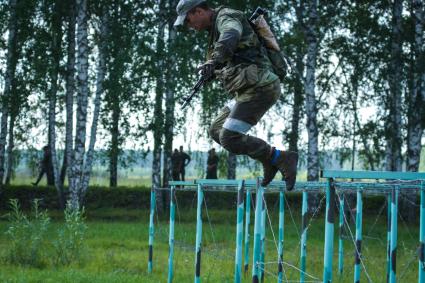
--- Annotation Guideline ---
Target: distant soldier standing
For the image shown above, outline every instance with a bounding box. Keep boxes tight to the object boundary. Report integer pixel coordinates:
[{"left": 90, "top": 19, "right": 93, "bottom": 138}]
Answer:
[
  {"left": 171, "top": 148, "right": 181, "bottom": 181},
  {"left": 174, "top": 0, "right": 298, "bottom": 189},
  {"left": 178, "top": 146, "right": 191, "bottom": 181},
  {"left": 206, "top": 148, "right": 219, "bottom": 179}
]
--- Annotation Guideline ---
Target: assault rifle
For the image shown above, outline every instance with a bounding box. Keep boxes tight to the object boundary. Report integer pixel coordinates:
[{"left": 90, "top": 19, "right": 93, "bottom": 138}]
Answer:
[{"left": 181, "top": 74, "right": 207, "bottom": 109}]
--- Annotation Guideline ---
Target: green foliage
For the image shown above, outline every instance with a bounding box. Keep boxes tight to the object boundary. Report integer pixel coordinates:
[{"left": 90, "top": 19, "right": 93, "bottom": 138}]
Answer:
[
  {"left": 4, "top": 199, "right": 88, "bottom": 268},
  {"left": 53, "top": 202, "right": 87, "bottom": 266},
  {"left": 5, "top": 199, "right": 50, "bottom": 267},
  {"left": 0, "top": 206, "right": 420, "bottom": 282}
]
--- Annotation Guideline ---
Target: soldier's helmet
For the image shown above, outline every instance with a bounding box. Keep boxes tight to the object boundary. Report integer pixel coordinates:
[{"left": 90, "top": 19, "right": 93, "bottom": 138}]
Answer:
[{"left": 173, "top": 0, "right": 206, "bottom": 27}]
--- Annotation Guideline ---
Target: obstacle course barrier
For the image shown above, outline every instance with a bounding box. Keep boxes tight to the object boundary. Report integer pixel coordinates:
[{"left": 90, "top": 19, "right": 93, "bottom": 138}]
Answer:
[{"left": 147, "top": 170, "right": 425, "bottom": 283}]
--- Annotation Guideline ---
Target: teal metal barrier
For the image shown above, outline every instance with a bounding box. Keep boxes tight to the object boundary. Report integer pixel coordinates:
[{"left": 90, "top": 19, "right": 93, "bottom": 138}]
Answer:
[
  {"left": 338, "top": 193, "right": 344, "bottom": 274},
  {"left": 354, "top": 187, "right": 363, "bottom": 283},
  {"left": 277, "top": 188, "right": 285, "bottom": 283},
  {"left": 148, "top": 170, "right": 425, "bottom": 283},
  {"left": 420, "top": 181, "right": 425, "bottom": 282},
  {"left": 322, "top": 170, "right": 425, "bottom": 283},
  {"left": 260, "top": 196, "right": 266, "bottom": 283},
  {"left": 300, "top": 190, "right": 308, "bottom": 283},
  {"left": 252, "top": 179, "right": 263, "bottom": 283},
  {"left": 167, "top": 185, "right": 175, "bottom": 283},
  {"left": 148, "top": 188, "right": 155, "bottom": 273},
  {"left": 244, "top": 189, "right": 251, "bottom": 274},
  {"left": 234, "top": 180, "right": 245, "bottom": 283},
  {"left": 194, "top": 183, "right": 203, "bottom": 283}
]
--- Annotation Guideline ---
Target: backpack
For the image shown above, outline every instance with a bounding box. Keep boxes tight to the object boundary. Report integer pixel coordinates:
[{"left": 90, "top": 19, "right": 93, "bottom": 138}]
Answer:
[{"left": 249, "top": 7, "right": 288, "bottom": 81}]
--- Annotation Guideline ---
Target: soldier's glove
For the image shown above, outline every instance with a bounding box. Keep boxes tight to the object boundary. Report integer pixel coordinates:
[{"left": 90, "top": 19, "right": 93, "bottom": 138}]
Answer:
[{"left": 197, "top": 60, "right": 216, "bottom": 82}]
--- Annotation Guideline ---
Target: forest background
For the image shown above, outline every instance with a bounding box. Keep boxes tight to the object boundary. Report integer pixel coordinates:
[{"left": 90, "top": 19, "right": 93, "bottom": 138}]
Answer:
[{"left": 0, "top": 0, "right": 424, "bottom": 211}]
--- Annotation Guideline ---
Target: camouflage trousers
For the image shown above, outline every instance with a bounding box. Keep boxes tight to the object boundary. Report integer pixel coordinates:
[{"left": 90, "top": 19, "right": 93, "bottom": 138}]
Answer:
[{"left": 208, "top": 79, "right": 281, "bottom": 161}]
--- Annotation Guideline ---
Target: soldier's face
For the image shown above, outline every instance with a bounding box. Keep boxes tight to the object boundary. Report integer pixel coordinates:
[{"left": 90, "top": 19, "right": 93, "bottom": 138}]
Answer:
[{"left": 185, "top": 8, "right": 209, "bottom": 31}]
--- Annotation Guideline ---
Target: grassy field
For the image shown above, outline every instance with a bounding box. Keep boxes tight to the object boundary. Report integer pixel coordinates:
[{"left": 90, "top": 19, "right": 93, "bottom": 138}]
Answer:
[{"left": 0, "top": 205, "right": 420, "bottom": 283}]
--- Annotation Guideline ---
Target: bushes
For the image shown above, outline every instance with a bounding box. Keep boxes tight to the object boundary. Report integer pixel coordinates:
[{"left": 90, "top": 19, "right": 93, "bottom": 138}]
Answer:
[
  {"left": 5, "top": 199, "right": 50, "bottom": 267},
  {"left": 53, "top": 203, "right": 87, "bottom": 266},
  {"left": 0, "top": 185, "right": 408, "bottom": 215},
  {"left": 4, "top": 199, "right": 87, "bottom": 268}
]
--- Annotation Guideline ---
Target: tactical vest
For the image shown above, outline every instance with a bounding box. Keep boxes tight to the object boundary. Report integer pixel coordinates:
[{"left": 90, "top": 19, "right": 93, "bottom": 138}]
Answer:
[{"left": 207, "top": 7, "right": 274, "bottom": 71}]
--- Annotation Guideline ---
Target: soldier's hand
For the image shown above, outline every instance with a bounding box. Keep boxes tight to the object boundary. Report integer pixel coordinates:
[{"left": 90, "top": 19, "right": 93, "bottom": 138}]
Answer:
[{"left": 197, "top": 60, "right": 216, "bottom": 81}]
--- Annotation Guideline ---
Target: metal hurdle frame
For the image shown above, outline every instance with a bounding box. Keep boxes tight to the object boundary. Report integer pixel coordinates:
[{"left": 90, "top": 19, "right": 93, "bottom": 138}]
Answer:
[
  {"left": 321, "top": 170, "right": 425, "bottom": 283},
  {"left": 148, "top": 170, "right": 425, "bottom": 283}
]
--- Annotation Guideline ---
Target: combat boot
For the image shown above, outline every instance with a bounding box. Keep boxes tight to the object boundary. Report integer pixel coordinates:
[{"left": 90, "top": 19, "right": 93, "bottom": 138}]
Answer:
[
  {"left": 259, "top": 159, "right": 279, "bottom": 187},
  {"left": 272, "top": 150, "right": 298, "bottom": 191}
]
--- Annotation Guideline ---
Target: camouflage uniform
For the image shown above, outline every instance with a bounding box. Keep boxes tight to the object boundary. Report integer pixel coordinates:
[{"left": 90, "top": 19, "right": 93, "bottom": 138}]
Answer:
[
  {"left": 207, "top": 7, "right": 280, "bottom": 162},
  {"left": 174, "top": 1, "right": 298, "bottom": 189}
]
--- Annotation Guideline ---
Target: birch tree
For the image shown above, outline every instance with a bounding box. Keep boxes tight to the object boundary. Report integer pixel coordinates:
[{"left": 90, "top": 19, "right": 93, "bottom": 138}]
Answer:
[
  {"left": 298, "top": 0, "right": 319, "bottom": 181},
  {"left": 69, "top": 0, "right": 89, "bottom": 209},
  {"left": 385, "top": 0, "right": 403, "bottom": 172},
  {"left": 0, "top": 0, "right": 18, "bottom": 186},
  {"left": 406, "top": 0, "right": 424, "bottom": 172},
  {"left": 3, "top": 0, "right": 36, "bottom": 184},
  {"left": 81, "top": 7, "right": 109, "bottom": 193},
  {"left": 62, "top": 0, "right": 76, "bottom": 186},
  {"left": 152, "top": 0, "right": 166, "bottom": 212},
  {"left": 48, "top": 0, "right": 65, "bottom": 208},
  {"left": 162, "top": 0, "right": 178, "bottom": 189}
]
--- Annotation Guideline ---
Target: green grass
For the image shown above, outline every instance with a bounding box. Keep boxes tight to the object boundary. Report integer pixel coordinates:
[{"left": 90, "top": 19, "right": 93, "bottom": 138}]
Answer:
[{"left": 0, "top": 207, "right": 420, "bottom": 282}]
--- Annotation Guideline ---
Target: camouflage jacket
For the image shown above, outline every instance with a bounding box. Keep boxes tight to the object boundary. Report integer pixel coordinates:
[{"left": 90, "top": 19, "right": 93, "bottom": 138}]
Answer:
[{"left": 207, "top": 7, "right": 278, "bottom": 93}]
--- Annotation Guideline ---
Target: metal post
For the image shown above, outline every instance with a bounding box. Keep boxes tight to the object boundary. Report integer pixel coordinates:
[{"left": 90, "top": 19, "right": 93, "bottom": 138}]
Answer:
[
  {"left": 235, "top": 180, "right": 245, "bottom": 283},
  {"left": 194, "top": 184, "right": 204, "bottom": 283},
  {"left": 354, "top": 187, "right": 363, "bottom": 283},
  {"left": 419, "top": 181, "right": 425, "bottom": 283},
  {"left": 244, "top": 188, "right": 252, "bottom": 273},
  {"left": 300, "top": 191, "right": 308, "bottom": 283},
  {"left": 323, "top": 178, "right": 335, "bottom": 283},
  {"left": 168, "top": 186, "right": 176, "bottom": 283},
  {"left": 387, "top": 193, "right": 392, "bottom": 283},
  {"left": 260, "top": 196, "right": 267, "bottom": 283},
  {"left": 148, "top": 188, "right": 155, "bottom": 273},
  {"left": 278, "top": 188, "right": 285, "bottom": 283},
  {"left": 389, "top": 188, "right": 398, "bottom": 283},
  {"left": 338, "top": 193, "right": 344, "bottom": 275},
  {"left": 252, "top": 179, "right": 264, "bottom": 283}
]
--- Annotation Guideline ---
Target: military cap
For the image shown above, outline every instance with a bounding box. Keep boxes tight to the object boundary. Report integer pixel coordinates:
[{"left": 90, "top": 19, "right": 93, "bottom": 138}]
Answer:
[{"left": 173, "top": 0, "right": 206, "bottom": 27}]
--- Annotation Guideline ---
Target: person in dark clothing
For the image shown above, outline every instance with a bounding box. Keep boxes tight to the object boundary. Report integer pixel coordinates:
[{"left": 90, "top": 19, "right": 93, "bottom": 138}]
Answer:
[
  {"left": 171, "top": 148, "right": 181, "bottom": 181},
  {"left": 206, "top": 148, "right": 219, "bottom": 179},
  {"left": 32, "top": 145, "right": 54, "bottom": 186},
  {"left": 179, "top": 146, "right": 191, "bottom": 181}
]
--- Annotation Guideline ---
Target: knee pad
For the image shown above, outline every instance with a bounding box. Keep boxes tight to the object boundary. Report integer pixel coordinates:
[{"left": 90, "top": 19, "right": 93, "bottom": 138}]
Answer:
[{"left": 219, "top": 129, "right": 245, "bottom": 154}]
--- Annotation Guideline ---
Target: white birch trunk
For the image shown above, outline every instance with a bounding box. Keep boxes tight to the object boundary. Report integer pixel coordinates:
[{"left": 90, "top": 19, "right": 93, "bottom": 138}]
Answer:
[
  {"left": 69, "top": 0, "right": 89, "bottom": 210},
  {"left": 82, "top": 10, "right": 109, "bottom": 193},
  {"left": 5, "top": 113, "right": 15, "bottom": 185},
  {"left": 162, "top": 3, "right": 177, "bottom": 189},
  {"left": 63, "top": 0, "right": 76, "bottom": 186},
  {"left": 152, "top": 0, "right": 166, "bottom": 212},
  {"left": 49, "top": 0, "right": 65, "bottom": 208},
  {"left": 0, "top": 0, "right": 18, "bottom": 185},
  {"left": 304, "top": 0, "right": 319, "bottom": 182},
  {"left": 385, "top": 0, "right": 403, "bottom": 172},
  {"left": 406, "top": 0, "right": 424, "bottom": 172}
]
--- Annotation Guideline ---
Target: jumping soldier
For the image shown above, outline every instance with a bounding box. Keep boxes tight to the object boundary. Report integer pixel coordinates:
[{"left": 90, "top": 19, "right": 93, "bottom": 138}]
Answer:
[{"left": 174, "top": 0, "right": 298, "bottom": 189}]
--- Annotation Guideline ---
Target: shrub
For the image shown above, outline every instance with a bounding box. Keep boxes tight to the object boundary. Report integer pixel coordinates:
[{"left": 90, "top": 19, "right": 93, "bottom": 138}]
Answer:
[
  {"left": 5, "top": 199, "right": 50, "bottom": 267},
  {"left": 53, "top": 202, "right": 87, "bottom": 266}
]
